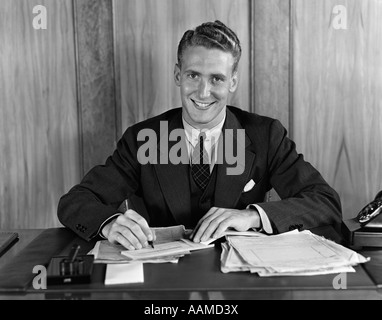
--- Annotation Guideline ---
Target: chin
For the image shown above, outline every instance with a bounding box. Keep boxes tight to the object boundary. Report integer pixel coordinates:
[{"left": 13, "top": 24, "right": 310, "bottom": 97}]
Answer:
[{"left": 192, "top": 113, "right": 214, "bottom": 124}]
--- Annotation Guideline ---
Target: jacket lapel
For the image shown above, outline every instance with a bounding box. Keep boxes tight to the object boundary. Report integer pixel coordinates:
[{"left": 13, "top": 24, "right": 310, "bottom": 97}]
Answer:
[
  {"left": 153, "top": 111, "right": 191, "bottom": 226},
  {"left": 214, "top": 109, "right": 256, "bottom": 208},
  {"left": 153, "top": 108, "right": 256, "bottom": 225}
]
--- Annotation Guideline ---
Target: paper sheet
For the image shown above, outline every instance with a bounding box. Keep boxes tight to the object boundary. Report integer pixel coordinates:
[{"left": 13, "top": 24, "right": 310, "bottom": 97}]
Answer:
[
  {"left": 104, "top": 263, "right": 144, "bottom": 285},
  {"left": 89, "top": 240, "right": 182, "bottom": 264},
  {"left": 152, "top": 225, "right": 191, "bottom": 243},
  {"left": 121, "top": 239, "right": 213, "bottom": 260},
  {"left": 200, "top": 229, "right": 266, "bottom": 245}
]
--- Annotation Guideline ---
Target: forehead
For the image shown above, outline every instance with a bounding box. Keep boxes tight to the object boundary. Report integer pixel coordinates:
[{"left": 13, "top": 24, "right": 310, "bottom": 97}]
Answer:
[{"left": 180, "top": 46, "right": 235, "bottom": 73}]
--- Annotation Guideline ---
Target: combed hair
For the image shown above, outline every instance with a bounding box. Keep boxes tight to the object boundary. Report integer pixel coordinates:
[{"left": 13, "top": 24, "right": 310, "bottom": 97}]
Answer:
[{"left": 177, "top": 20, "right": 242, "bottom": 72}]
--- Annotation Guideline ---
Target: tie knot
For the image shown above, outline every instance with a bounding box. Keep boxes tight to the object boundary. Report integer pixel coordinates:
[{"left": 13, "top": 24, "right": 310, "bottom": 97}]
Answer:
[
  {"left": 198, "top": 131, "right": 206, "bottom": 142},
  {"left": 191, "top": 131, "right": 209, "bottom": 166}
]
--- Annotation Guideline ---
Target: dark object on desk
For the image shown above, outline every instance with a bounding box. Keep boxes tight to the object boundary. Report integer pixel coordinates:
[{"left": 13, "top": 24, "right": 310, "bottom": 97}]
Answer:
[
  {"left": 0, "top": 231, "right": 19, "bottom": 257},
  {"left": 47, "top": 244, "right": 94, "bottom": 286},
  {"left": 342, "top": 190, "right": 382, "bottom": 248},
  {"left": 356, "top": 193, "right": 382, "bottom": 225}
]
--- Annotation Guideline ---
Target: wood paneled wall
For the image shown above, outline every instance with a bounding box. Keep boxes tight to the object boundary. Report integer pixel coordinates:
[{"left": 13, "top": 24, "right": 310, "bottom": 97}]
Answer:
[
  {"left": 0, "top": 0, "right": 79, "bottom": 228},
  {"left": 252, "top": 0, "right": 291, "bottom": 131},
  {"left": 113, "top": 0, "right": 251, "bottom": 133},
  {"left": 0, "top": 0, "right": 117, "bottom": 228},
  {"left": 1, "top": 0, "right": 381, "bottom": 228},
  {"left": 74, "top": 0, "right": 118, "bottom": 175},
  {"left": 292, "top": 0, "right": 382, "bottom": 218}
]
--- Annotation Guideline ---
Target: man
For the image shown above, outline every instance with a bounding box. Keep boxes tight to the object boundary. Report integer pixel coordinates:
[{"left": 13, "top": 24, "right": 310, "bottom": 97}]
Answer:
[{"left": 58, "top": 21, "right": 342, "bottom": 250}]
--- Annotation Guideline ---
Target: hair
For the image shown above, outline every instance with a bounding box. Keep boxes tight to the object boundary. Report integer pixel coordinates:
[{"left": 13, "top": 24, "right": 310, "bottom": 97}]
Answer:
[{"left": 177, "top": 20, "right": 242, "bottom": 73}]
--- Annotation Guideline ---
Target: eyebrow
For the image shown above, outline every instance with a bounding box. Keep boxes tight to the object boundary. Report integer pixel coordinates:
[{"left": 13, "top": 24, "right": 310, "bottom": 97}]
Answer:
[
  {"left": 211, "top": 73, "right": 227, "bottom": 80},
  {"left": 185, "top": 70, "right": 227, "bottom": 80}
]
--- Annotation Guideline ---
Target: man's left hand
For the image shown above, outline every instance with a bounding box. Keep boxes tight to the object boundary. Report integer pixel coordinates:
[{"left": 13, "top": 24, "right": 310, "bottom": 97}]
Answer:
[{"left": 190, "top": 207, "right": 261, "bottom": 243}]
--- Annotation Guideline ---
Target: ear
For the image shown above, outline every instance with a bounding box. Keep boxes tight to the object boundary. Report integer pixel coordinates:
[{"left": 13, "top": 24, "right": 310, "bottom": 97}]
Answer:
[
  {"left": 174, "top": 63, "right": 181, "bottom": 87},
  {"left": 229, "top": 72, "right": 239, "bottom": 93}
]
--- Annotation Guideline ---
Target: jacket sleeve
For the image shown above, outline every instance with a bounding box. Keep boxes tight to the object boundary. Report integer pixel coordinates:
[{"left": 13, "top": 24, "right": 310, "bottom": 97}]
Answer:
[
  {"left": 57, "top": 127, "right": 141, "bottom": 241},
  {"left": 255, "top": 119, "right": 342, "bottom": 233}
]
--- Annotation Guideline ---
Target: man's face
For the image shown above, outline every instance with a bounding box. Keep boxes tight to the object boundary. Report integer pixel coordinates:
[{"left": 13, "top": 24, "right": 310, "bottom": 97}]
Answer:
[{"left": 174, "top": 46, "right": 238, "bottom": 129}]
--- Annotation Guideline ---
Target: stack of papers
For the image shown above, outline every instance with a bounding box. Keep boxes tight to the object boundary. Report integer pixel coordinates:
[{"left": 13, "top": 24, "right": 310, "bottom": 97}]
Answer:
[
  {"left": 220, "top": 230, "right": 370, "bottom": 276},
  {"left": 89, "top": 225, "right": 214, "bottom": 264},
  {"left": 89, "top": 240, "right": 182, "bottom": 264}
]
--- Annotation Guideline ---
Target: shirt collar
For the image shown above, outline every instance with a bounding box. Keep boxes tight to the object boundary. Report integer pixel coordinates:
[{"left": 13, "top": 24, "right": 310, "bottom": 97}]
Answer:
[{"left": 182, "top": 112, "right": 226, "bottom": 148}]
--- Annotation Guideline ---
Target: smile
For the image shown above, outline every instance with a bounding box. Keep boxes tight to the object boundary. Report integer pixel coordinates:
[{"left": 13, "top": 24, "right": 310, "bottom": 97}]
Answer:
[{"left": 191, "top": 99, "right": 216, "bottom": 109}]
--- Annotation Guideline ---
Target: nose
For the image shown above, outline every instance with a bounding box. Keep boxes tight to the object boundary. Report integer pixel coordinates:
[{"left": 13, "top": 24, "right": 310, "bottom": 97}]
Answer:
[{"left": 198, "top": 79, "right": 211, "bottom": 99}]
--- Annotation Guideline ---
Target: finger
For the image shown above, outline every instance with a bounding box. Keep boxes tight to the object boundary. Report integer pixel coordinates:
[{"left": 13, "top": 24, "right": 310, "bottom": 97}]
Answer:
[
  {"left": 211, "top": 219, "right": 232, "bottom": 240},
  {"left": 198, "top": 211, "right": 231, "bottom": 242},
  {"left": 115, "top": 215, "right": 149, "bottom": 248},
  {"left": 190, "top": 207, "right": 219, "bottom": 240},
  {"left": 123, "top": 209, "right": 154, "bottom": 241},
  {"left": 151, "top": 229, "right": 156, "bottom": 242},
  {"left": 193, "top": 208, "right": 223, "bottom": 242},
  {"left": 200, "top": 214, "right": 230, "bottom": 242},
  {"left": 108, "top": 226, "right": 137, "bottom": 251}
]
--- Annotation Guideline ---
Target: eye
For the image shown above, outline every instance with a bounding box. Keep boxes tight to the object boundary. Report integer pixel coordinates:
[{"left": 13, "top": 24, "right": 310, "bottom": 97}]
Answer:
[
  {"left": 212, "top": 76, "right": 224, "bottom": 84},
  {"left": 187, "top": 73, "right": 199, "bottom": 80}
]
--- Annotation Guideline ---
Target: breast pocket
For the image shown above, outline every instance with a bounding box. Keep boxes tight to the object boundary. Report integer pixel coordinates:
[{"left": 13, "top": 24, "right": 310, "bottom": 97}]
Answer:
[{"left": 239, "top": 176, "right": 268, "bottom": 206}]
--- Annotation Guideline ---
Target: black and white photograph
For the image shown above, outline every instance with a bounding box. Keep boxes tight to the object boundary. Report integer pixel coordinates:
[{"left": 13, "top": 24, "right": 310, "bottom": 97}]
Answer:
[{"left": 0, "top": 0, "right": 381, "bottom": 305}]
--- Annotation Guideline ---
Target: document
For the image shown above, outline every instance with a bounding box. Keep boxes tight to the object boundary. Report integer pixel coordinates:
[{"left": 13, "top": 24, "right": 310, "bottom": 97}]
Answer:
[
  {"left": 153, "top": 225, "right": 191, "bottom": 243},
  {"left": 89, "top": 225, "right": 212, "bottom": 263},
  {"left": 221, "top": 230, "right": 370, "bottom": 276},
  {"left": 104, "top": 263, "right": 144, "bottom": 285},
  {"left": 121, "top": 239, "right": 213, "bottom": 261},
  {"left": 90, "top": 239, "right": 182, "bottom": 264},
  {"left": 200, "top": 229, "right": 266, "bottom": 245},
  {"left": 89, "top": 241, "right": 129, "bottom": 263}
]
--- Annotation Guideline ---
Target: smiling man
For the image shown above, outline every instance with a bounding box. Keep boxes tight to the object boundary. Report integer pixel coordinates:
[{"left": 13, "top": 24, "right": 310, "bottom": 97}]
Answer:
[
  {"left": 175, "top": 45, "right": 238, "bottom": 129},
  {"left": 58, "top": 21, "right": 342, "bottom": 250}
]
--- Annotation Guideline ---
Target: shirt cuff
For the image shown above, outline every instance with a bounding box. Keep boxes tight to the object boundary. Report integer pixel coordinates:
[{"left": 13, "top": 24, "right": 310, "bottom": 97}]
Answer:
[
  {"left": 97, "top": 213, "right": 121, "bottom": 239},
  {"left": 246, "top": 204, "right": 273, "bottom": 235}
]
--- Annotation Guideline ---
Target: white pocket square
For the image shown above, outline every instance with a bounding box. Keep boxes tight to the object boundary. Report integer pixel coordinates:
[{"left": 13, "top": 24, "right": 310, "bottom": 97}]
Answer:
[{"left": 243, "top": 179, "right": 256, "bottom": 192}]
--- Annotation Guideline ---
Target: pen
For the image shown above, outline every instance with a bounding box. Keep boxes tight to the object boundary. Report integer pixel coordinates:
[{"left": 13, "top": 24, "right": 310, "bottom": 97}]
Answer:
[
  {"left": 123, "top": 199, "right": 154, "bottom": 249},
  {"left": 68, "top": 244, "right": 81, "bottom": 263}
]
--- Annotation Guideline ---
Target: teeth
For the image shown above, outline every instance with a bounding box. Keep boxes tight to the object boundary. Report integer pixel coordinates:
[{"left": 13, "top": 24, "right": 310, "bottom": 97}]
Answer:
[{"left": 194, "top": 101, "right": 212, "bottom": 108}]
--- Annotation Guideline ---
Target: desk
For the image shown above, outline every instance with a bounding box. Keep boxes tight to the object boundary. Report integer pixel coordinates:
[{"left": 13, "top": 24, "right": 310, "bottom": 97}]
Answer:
[{"left": 0, "top": 227, "right": 381, "bottom": 300}]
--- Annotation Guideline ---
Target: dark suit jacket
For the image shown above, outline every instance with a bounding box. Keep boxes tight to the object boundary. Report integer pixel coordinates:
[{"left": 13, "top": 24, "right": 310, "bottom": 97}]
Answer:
[{"left": 58, "top": 106, "right": 342, "bottom": 240}]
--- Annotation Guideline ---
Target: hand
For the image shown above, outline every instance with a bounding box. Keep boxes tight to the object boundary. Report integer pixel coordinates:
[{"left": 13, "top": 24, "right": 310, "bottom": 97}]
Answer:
[
  {"left": 190, "top": 207, "right": 260, "bottom": 243},
  {"left": 101, "top": 209, "right": 156, "bottom": 250}
]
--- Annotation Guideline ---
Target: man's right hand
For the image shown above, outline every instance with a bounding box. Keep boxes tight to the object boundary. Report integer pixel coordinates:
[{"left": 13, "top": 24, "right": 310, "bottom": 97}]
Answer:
[{"left": 101, "top": 209, "right": 155, "bottom": 250}]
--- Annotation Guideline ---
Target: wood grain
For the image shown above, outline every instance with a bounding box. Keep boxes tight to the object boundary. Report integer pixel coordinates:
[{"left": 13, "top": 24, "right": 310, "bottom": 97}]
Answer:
[
  {"left": 74, "top": 0, "right": 118, "bottom": 175},
  {"left": 252, "top": 0, "right": 291, "bottom": 131},
  {"left": 113, "top": 0, "right": 251, "bottom": 134},
  {"left": 0, "top": 0, "right": 79, "bottom": 228},
  {"left": 292, "top": 0, "right": 382, "bottom": 219}
]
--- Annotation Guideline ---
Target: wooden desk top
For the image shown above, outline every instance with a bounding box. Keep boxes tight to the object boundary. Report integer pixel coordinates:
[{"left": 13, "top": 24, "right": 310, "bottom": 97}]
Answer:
[{"left": 0, "top": 227, "right": 381, "bottom": 300}]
